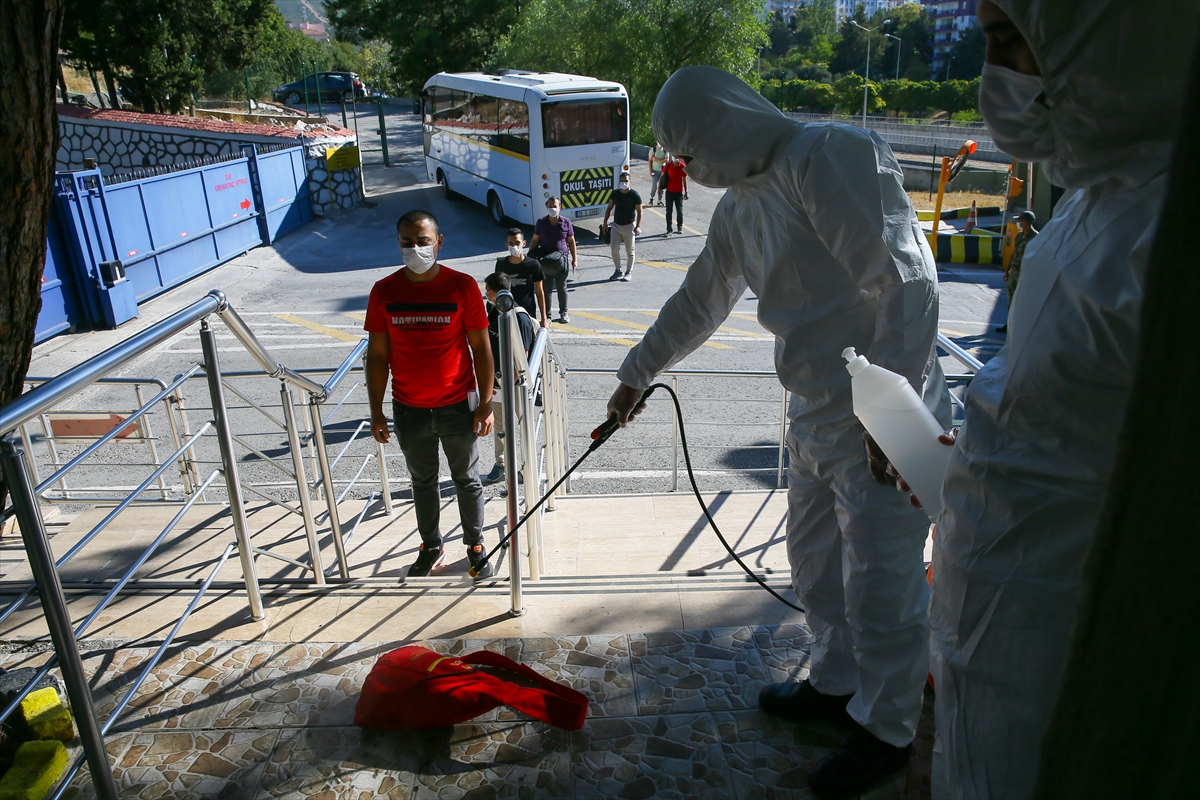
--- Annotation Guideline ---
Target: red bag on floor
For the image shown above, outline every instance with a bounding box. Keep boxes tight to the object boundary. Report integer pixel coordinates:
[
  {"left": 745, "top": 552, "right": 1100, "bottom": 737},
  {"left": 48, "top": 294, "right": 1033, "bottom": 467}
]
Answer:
[{"left": 354, "top": 645, "right": 589, "bottom": 731}]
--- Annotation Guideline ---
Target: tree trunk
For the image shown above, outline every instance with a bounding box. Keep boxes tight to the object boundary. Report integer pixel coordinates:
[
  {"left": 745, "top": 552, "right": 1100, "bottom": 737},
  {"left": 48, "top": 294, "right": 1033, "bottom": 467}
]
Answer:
[
  {"left": 1033, "top": 33, "right": 1200, "bottom": 800},
  {"left": 56, "top": 58, "right": 68, "bottom": 104},
  {"left": 89, "top": 66, "right": 104, "bottom": 107},
  {"left": 0, "top": 0, "right": 64, "bottom": 512},
  {"left": 104, "top": 68, "right": 119, "bottom": 109}
]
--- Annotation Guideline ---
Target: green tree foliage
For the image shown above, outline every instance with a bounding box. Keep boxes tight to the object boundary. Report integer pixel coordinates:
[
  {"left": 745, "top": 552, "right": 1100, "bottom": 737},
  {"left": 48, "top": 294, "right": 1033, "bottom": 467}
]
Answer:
[
  {"left": 876, "top": 77, "right": 980, "bottom": 117},
  {"left": 833, "top": 73, "right": 883, "bottom": 115},
  {"left": 829, "top": 4, "right": 886, "bottom": 79},
  {"left": 881, "top": 2, "right": 934, "bottom": 81},
  {"left": 202, "top": 12, "right": 321, "bottom": 101},
  {"left": 491, "top": 0, "right": 767, "bottom": 145},
  {"left": 61, "top": 0, "right": 276, "bottom": 113},
  {"left": 327, "top": 0, "right": 519, "bottom": 93},
  {"left": 761, "top": 79, "right": 835, "bottom": 113},
  {"left": 767, "top": 11, "right": 792, "bottom": 57},
  {"left": 946, "top": 23, "right": 986, "bottom": 80}
]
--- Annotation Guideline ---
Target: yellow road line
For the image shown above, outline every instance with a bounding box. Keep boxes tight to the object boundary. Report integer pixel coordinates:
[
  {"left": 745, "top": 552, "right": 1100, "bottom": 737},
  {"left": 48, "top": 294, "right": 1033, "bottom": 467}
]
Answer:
[
  {"left": 634, "top": 310, "right": 770, "bottom": 339},
  {"left": 551, "top": 323, "right": 640, "bottom": 347},
  {"left": 342, "top": 312, "right": 366, "bottom": 322},
  {"left": 642, "top": 207, "right": 707, "bottom": 237},
  {"left": 728, "top": 312, "right": 760, "bottom": 323},
  {"left": 273, "top": 313, "right": 363, "bottom": 343},
  {"left": 637, "top": 259, "right": 688, "bottom": 272},
  {"left": 571, "top": 311, "right": 734, "bottom": 350}
]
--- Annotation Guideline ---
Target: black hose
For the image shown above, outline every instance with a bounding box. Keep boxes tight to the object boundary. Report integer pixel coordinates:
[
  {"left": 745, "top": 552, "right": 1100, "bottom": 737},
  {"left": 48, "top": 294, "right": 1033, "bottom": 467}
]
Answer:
[{"left": 471, "top": 384, "right": 806, "bottom": 615}]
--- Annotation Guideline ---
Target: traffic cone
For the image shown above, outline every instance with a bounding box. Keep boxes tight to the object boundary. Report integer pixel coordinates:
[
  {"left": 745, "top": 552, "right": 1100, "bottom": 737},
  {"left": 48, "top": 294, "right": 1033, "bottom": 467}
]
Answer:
[{"left": 964, "top": 200, "right": 978, "bottom": 233}]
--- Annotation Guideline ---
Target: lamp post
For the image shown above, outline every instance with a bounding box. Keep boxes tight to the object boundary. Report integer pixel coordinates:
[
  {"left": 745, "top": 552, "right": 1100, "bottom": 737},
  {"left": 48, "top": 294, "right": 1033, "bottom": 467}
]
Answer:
[
  {"left": 851, "top": 19, "right": 890, "bottom": 127},
  {"left": 945, "top": 53, "right": 956, "bottom": 81},
  {"left": 884, "top": 32, "right": 901, "bottom": 80}
]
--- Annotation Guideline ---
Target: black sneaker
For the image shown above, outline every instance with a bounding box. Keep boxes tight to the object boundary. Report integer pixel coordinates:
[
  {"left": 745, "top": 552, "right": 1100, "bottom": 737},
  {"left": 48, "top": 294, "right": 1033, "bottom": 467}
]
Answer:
[
  {"left": 467, "top": 544, "right": 494, "bottom": 580},
  {"left": 808, "top": 725, "right": 912, "bottom": 800},
  {"left": 407, "top": 544, "right": 445, "bottom": 577},
  {"left": 759, "top": 680, "right": 853, "bottom": 723}
]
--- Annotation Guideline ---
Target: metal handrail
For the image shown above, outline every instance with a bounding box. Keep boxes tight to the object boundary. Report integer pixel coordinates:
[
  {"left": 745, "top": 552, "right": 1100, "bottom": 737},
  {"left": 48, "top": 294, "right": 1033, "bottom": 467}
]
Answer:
[
  {"left": 214, "top": 302, "right": 326, "bottom": 397},
  {"left": 937, "top": 332, "right": 985, "bottom": 373},
  {"left": 0, "top": 292, "right": 222, "bottom": 437}
]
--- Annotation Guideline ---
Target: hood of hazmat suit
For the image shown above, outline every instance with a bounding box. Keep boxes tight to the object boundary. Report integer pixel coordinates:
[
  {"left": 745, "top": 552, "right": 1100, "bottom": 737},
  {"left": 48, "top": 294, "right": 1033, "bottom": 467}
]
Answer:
[
  {"left": 618, "top": 66, "right": 948, "bottom": 748},
  {"left": 930, "top": 2, "right": 1200, "bottom": 798}
]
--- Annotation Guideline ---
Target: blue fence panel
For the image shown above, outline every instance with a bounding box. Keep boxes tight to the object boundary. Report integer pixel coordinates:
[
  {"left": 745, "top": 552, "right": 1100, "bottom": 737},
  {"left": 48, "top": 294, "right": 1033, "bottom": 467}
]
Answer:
[
  {"left": 35, "top": 210, "right": 86, "bottom": 342},
  {"left": 256, "top": 146, "right": 313, "bottom": 241},
  {"left": 38, "top": 144, "right": 311, "bottom": 337}
]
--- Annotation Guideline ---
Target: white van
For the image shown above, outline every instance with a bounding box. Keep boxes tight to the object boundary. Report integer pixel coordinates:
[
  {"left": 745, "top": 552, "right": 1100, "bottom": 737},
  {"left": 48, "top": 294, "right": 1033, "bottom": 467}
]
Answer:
[{"left": 420, "top": 71, "right": 631, "bottom": 225}]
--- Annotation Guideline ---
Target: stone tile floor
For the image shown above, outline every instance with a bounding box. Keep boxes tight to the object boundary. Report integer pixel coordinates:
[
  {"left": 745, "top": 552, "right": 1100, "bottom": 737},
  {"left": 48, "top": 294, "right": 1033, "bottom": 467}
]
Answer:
[{"left": 0, "top": 625, "right": 932, "bottom": 799}]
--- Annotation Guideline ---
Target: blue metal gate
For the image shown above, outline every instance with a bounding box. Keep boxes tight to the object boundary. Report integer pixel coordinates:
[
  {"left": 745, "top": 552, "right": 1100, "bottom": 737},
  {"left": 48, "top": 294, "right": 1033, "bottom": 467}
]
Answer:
[{"left": 40, "top": 144, "right": 313, "bottom": 334}]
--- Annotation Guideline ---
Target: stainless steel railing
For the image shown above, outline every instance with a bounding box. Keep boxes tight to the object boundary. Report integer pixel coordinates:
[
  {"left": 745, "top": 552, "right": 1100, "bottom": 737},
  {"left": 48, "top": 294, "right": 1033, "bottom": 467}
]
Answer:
[{"left": 0, "top": 289, "right": 391, "bottom": 798}]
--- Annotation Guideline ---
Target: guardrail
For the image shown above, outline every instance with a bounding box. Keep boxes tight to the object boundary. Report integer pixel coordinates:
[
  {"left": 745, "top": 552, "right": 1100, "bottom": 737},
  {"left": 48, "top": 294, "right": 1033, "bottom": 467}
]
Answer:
[
  {"left": 785, "top": 111, "right": 1008, "bottom": 163},
  {"left": 0, "top": 289, "right": 390, "bottom": 798}
]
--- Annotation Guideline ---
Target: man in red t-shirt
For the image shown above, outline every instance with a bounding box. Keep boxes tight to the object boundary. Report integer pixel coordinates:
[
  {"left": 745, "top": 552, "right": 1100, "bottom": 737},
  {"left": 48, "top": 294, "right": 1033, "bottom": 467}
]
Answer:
[
  {"left": 366, "top": 210, "right": 496, "bottom": 579},
  {"left": 661, "top": 155, "right": 689, "bottom": 235}
]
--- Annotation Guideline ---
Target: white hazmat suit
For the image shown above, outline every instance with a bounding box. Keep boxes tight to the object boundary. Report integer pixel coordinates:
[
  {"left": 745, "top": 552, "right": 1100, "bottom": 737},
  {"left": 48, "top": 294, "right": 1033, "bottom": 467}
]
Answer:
[
  {"left": 617, "top": 66, "right": 950, "bottom": 746},
  {"left": 930, "top": 2, "right": 1200, "bottom": 797}
]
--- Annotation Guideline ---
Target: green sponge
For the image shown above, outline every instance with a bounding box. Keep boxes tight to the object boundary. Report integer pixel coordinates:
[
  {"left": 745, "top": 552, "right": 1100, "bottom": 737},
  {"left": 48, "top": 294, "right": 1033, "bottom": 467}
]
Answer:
[
  {"left": 19, "top": 688, "right": 75, "bottom": 742},
  {"left": 0, "top": 740, "right": 69, "bottom": 800}
]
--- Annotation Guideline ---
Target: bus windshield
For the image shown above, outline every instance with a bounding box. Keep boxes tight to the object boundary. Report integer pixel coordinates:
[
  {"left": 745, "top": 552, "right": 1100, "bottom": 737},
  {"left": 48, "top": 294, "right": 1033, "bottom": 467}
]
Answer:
[{"left": 541, "top": 98, "right": 627, "bottom": 148}]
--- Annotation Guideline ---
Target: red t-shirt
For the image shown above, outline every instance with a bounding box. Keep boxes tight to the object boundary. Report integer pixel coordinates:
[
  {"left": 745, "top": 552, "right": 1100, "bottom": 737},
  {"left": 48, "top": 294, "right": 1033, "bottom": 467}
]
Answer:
[
  {"left": 364, "top": 265, "right": 489, "bottom": 408},
  {"left": 663, "top": 161, "right": 687, "bottom": 193}
]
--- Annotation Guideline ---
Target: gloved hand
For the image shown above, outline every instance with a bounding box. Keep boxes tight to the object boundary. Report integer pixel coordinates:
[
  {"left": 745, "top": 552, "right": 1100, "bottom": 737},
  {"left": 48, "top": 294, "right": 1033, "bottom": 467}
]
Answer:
[
  {"left": 864, "top": 427, "right": 959, "bottom": 508},
  {"left": 607, "top": 382, "right": 649, "bottom": 426}
]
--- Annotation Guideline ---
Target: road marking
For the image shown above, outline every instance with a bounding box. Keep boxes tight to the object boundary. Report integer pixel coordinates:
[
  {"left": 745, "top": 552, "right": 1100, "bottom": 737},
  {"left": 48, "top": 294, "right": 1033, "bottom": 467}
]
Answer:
[
  {"left": 273, "top": 313, "right": 363, "bottom": 343},
  {"left": 342, "top": 312, "right": 366, "bottom": 322},
  {"left": 571, "top": 311, "right": 734, "bottom": 350},
  {"left": 634, "top": 310, "right": 770, "bottom": 339},
  {"left": 637, "top": 259, "right": 688, "bottom": 272},
  {"left": 550, "top": 323, "right": 640, "bottom": 347},
  {"left": 728, "top": 312, "right": 761, "bottom": 324},
  {"left": 642, "top": 207, "right": 707, "bottom": 237}
]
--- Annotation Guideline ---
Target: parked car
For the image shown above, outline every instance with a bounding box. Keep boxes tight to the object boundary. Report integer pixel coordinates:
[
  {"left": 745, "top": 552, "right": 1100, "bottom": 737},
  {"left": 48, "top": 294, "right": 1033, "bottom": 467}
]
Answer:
[{"left": 272, "top": 72, "right": 367, "bottom": 106}]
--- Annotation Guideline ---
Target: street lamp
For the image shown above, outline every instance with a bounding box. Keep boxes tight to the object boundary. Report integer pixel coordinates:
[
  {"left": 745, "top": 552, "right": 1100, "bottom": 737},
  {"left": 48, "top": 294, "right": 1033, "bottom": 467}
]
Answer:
[
  {"left": 851, "top": 19, "right": 889, "bottom": 127},
  {"left": 945, "top": 53, "right": 956, "bottom": 81},
  {"left": 884, "top": 32, "right": 901, "bottom": 81}
]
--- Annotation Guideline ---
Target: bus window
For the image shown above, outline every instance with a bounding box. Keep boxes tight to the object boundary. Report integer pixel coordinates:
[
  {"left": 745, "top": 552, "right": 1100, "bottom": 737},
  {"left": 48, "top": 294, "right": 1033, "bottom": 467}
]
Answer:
[
  {"left": 542, "top": 98, "right": 627, "bottom": 148},
  {"left": 497, "top": 98, "right": 530, "bottom": 157}
]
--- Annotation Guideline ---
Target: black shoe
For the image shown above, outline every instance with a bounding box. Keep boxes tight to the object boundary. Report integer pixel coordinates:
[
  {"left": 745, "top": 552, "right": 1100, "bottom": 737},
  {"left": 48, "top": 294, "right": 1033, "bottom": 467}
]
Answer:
[
  {"left": 995, "top": 324, "right": 1007, "bottom": 332},
  {"left": 759, "top": 680, "right": 853, "bottom": 723},
  {"left": 808, "top": 725, "right": 912, "bottom": 800},
  {"left": 407, "top": 544, "right": 445, "bottom": 577},
  {"left": 467, "top": 544, "right": 494, "bottom": 579}
]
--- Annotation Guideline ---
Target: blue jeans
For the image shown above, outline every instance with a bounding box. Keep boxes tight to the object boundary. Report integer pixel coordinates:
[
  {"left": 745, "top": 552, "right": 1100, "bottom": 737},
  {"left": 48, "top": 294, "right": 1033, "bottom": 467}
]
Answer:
[{"left": 392, "top": 400, "right": 485, "bottom": 548}]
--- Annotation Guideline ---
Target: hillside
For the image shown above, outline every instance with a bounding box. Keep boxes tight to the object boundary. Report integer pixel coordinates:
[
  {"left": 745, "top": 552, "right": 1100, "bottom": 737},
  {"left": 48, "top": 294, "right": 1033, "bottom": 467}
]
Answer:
[{"left": 274, "top": 0, "right": 327, "bottom": 25}]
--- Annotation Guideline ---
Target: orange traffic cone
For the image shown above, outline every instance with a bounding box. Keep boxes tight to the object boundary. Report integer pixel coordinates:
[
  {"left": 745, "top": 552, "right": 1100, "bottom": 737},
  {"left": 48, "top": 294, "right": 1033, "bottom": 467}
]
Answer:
[{"left": 964, "top": 200, "right": 978, "bottom": 233}]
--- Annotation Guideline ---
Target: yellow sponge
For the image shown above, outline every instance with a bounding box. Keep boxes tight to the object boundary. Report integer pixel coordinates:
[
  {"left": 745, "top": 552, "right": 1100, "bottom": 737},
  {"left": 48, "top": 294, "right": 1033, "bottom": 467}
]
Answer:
[
  {"left": 0, "top": 740, "right": 69, "bottom": 800},
  {"left": 20, "top": 688, "right": 75, "bottom": 742}
]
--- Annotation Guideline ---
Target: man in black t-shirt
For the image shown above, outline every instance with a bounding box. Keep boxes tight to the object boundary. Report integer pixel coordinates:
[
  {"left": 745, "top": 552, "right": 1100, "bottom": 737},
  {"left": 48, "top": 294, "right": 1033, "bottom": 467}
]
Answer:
[
  {"left": 602, "top": 172, "right": 643, "bottom": 282},
  {"left": 493, "top": 228, "right": 548, "bottom": 327}
]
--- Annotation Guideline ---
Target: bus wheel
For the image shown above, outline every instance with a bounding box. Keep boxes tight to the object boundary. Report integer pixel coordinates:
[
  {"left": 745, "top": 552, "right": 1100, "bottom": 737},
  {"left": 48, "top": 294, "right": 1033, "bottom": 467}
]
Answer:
[
  {"left": 438, "top": 170, "right": 455, "bottom": 200},
  {"left": 488, "top": 192, "right": 506, "bottom": 226}
]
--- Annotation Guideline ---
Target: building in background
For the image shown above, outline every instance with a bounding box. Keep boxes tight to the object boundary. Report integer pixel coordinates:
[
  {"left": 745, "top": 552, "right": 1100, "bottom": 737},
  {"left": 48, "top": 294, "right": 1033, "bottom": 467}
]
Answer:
[
  {"left": 287, "top": 21, "right": 328, "bottom": 41},
  {"left": 922, "top": 0, "right": 977, "bottom": 77}
]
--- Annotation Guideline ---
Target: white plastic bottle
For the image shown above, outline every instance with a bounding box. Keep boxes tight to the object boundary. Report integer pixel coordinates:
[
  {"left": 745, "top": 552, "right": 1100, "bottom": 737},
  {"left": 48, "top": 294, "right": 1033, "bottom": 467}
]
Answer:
[{"left": 842, "top": 347, "right": 951, "bottom": 520}]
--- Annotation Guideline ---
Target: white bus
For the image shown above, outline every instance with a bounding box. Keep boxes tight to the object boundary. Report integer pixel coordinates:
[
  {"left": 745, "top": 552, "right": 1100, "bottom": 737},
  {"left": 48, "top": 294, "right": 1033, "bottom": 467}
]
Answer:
[{"left": 420, "top": 71, "right": 630, "bottom": 226}]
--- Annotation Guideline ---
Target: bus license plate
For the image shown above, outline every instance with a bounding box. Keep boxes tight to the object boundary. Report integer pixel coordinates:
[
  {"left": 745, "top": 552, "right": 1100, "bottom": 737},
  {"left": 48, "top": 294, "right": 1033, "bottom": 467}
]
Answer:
[{"left": 575, "top": 208, "right": 599, "bottom": 218}]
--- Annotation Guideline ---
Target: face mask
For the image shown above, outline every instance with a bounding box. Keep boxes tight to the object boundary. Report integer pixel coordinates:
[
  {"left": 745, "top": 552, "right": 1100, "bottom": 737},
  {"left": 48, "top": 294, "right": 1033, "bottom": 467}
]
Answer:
[
  {"left": 547, "top": 207, "right": 560, "bottom": 219},
  {"left": 401, "top": 244, "right": 437, "bottom": 274},
  {"left": 618, "top": 181, "right": 630, "bottom": 191},
  {"left": 508, "top": 245, "right": 524, "bottom": 258},
  {"left": 979, "top": 62, "right": 1056, "bottom": 162}
]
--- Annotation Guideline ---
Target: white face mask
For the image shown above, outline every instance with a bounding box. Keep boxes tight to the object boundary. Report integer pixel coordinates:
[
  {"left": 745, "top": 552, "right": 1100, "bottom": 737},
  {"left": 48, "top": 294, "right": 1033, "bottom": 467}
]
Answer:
[
  {"left": 401, "top": 244, "right": 437, "bottom": 274},
  {"left": 508, "top": 245, "right": 524, "bottom": 258},
  {"left": 618, "top": 181, "right": 630, "bottom": 190},
  {"left": 979, "top": 62, "right": 1056, "bottom": 162},
  {"left": 547, "top": 207, "right": 560, "bottom": 219}
]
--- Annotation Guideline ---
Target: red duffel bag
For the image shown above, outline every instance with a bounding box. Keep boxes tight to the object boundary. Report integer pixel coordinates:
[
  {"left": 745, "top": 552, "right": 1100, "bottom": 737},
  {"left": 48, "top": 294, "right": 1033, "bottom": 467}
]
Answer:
[{"left": 354, "top": 645, "right": 589, "bottom": 731}]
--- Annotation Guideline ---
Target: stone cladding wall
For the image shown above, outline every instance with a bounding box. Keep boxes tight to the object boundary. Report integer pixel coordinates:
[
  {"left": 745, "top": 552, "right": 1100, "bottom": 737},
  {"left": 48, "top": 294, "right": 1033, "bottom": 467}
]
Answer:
[{"left": 56, "top": 106, "right": 361, "bottom": 217}]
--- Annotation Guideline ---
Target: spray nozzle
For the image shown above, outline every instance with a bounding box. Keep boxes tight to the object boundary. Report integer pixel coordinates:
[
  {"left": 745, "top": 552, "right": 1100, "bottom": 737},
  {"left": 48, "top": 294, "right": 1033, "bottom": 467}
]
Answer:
[{"left": 842, "top": 347, "right": 870, "bottom": 377}]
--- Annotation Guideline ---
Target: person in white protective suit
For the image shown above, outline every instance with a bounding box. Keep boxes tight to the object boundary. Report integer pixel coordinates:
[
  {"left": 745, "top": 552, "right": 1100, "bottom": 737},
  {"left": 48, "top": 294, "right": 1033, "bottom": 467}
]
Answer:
[
  {"left": 606, "top": 66, "right": 951, "bottom": 798},
  {"left": 926, "top": 2, "right": 1200, "bottom": 797}
]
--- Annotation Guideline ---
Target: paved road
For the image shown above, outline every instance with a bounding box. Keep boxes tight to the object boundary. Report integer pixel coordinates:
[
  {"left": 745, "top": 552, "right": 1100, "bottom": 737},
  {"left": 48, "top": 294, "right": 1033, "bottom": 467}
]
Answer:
[{"left": 27, "top": 107, "right": 1007, "bottom": 502}]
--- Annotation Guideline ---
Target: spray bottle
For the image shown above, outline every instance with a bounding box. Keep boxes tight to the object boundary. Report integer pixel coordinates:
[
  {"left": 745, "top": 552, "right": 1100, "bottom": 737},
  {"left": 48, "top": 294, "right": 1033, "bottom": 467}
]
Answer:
[{"left": 842, "top": 347, "right": 951, "bottom": 520}]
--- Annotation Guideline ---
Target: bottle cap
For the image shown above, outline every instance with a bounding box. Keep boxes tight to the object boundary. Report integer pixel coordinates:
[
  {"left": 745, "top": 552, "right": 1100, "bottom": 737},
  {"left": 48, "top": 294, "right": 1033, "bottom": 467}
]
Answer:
[{"left": 842, "top": 347, "right": 870, "bottom": 376}]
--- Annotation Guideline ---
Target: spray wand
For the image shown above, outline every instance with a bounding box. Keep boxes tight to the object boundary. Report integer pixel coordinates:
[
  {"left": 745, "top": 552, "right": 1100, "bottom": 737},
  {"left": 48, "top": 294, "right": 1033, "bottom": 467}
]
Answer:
[{"left": 468, "top": 384, "right": 804, "bottom": 614}]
